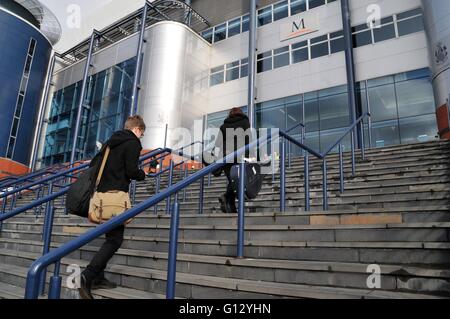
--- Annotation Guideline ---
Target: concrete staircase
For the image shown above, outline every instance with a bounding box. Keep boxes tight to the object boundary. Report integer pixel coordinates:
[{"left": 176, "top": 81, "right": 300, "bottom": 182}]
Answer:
[{"left": 0, "top": 140, "right": 449, "bottom": 299}]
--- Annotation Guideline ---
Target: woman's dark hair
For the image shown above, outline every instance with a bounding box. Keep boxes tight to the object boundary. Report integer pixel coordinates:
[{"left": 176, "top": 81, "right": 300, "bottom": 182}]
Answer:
[{"left": 229, "top": 107, "right": 244, "bottom": 117}]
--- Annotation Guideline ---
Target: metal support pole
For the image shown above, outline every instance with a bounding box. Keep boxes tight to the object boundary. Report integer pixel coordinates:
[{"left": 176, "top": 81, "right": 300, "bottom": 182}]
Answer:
[
  {"left": 0, "top": 198, "right": 6, "bottom": 233},
  {"left": 164, "top": 124, "right": 168, "bottom": 149},
  {"left": 154, "top": 164, "right": 163, "bottom": 215},
  {"left": 70, "top": 32, "right": 97, "bottom": 164},
  {"left": 198, "top": 176, "right": 204, "bottom": 214},
  {"left": 166, "top": 201, "right": 180, "bottom": 299},
  {"left": 322, "top": 159, "right": 328, "bottom": 211},
  {"left": 130, "top": 3, "right": 149, "bottom": 116},
  {"left": 247, "top": 0, "right": 258, "bottom": 129},
  {"left": 280, "top": 140, "right": 286, "bottom": 212},
  {"left": 339, "top": 144, "right": 344, "bottom": 194},
  {"left": 48, "top": 261, "right": 62, "bottom": 299},
  {"left": 184, "top": 0, "right": 192, "bottom": 26},
  {"left": 341, "top": 0, "right": 359, "bottom": 147},
  {"left": 237, "top": 162, "right": 246, "bottom": 258},
  {"left": 304, "top": 152, "right": 310, "bottom": 211},
  {"left": 166, "top": 160, "right": 174, "bottom": 214},
  {"left": 351, "top": 131, "right": 356, "bottom": 176},
  {"left": 31, "top": 54, "right": 56, "bottom": 171},
  {"left": 288, "top": 142, "right": 291, "bottom": 169}
]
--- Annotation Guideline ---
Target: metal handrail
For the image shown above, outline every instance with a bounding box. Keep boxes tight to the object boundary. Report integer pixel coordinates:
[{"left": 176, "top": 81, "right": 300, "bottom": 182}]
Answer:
[
  {"left": 24, "top": 115, "right": 371, "bottom": 299},
  {"left": 24, "top": 134, "right": 269, "bottom": 299}
]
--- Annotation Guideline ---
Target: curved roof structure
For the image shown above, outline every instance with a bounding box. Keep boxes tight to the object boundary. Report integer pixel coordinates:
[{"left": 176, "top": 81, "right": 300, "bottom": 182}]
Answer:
[{"left": 13, "top": 0, "right": 62, "bottom": 45}]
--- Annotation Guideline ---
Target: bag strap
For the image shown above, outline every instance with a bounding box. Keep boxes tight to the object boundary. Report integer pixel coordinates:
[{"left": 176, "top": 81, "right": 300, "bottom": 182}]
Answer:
[{"left": 95, "top": 146, "right": 111, "bottom": 190}]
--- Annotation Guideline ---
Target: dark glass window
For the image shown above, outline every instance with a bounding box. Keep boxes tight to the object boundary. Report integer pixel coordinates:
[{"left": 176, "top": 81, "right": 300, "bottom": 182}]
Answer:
[
  {"left": 257, "top": 58, "right": 273, "bottom": 73},
  {"left": 309, "top": 0, "right": 326, "bottom": 10},
  {"left": 242, "top": 14, "right": 250, "bottom": 33},
  {"left": 273, "top": 1, "right": 288, "bottom": 21},
  {"left": 226, "top": 67, "right": 240, "bottom": 82},
  {"left": 290, "top": 0, "right": 306, "bottom": 15},
  {"left": 240, "top": 63, "right": 248, "bottom": 78},
  {"left": 292, "top": 47, "right": 308, "bottom": 63},
  {"left": 228, "top": 18, "right": 241, "bottom": 37},
  {"left": 373, "top": 23, "right": 396, "bottom": 42},
  {"left": 28, "top": 39, "right": 36, "bottom": 56},
  {"left": 274, "top": 52, "right": 290, "bottom": 69},
  {"left": 368, "top": 84, "right": 398, "bottom": 122},
  {"left": 210, "top": 72, "right": 224, "bottom": 86},
  {"left": 258, "top": 6, "right": 272, "bottom": 27},
  {"left": 396, "top": 78, "right": 435, "bottom": 118},
  {"left": 399, "top": 114, "right": 438, "bottom": 144},
  {"left": 214, "top": 23, "right": 227, "bottom": 43},
  {"left": 397, "top": 8, "right": 422, "bottom": 20},
  {"left": 330, "top": 37, "right": 345, "bottom": 53},
  {"left": 397, "top": 15, "right": 424, "bottom": 37},
  {"left": 352, "top": 30, "right": 373, "bottom": 47},
  {"left": 371, "top": 120, "right": 400, "bottom": 148},
  {"left": 311, "top": 42, "right": 329, "bottom": 59},
  {"left": 201, "top": 28, "right": 213, "bottom": 43}
]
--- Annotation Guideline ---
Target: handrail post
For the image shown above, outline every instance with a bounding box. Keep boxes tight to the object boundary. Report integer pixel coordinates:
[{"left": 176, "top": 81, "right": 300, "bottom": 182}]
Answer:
[
  {"left": 237, "top": 162, "right": 245, "bottom": 258},
  {"left": 280, "top": 139, "right": 286, "bottom": 212},
  {"left": 0, "top": 197, "right": 7, "bottom": 233},
  {"left": 166, "top": 201, "right": 180, "bottom": 299},
  {"left": 360, "top": 122, "right": 366, "bottom": 161},
  {"left": 322, "top": 158, "right": 328, "bottom": 210},
  {"left": 287, "top": 141, "right": 291, "bottom": 169},
  {"left": 339, "top": 144, "right": 344, "bottom": 194},
  {"left": 48, "top": 261, "right": 62, "bottom": 299},
  {"left": 351, "top": 130, "right": 356, "bottom": 176},
  {"left": 154, "top": 163, "right": 163, "bottom": 215},
  {"left": 198, "top": 176, "right": 204, "bottom": 214},
  {"left": 39, "top": 182, "right": 55, "bottom": 295},
  {"left": 368, "top": 113, "right": 373, "bottom": 149},
  {"left": 166, "top": 160, "right": 174, "bottom": 214},
  {"left": 183, "top": 165, "right": 188, "bottom": 202},
  {"left": 304, "top": 152, "right": 310, "bottom": 211}
]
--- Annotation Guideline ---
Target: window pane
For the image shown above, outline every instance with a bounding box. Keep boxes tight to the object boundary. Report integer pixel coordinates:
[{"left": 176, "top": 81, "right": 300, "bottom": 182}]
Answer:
[
  {"left": 226, "top": 68, "right": 240, "bottom": 81},
  {"left": 16, "top": 95, "right": 24, "bottom": 117},
  {"left": 273, "top": 1, "right": 289, "bottom": 21},
  {"left": 373, "top": 23, "right": 396, "bottom": 42},
  {"left": 292, "top": 40, "right": 308, "bottom": 50},
  {"left": 11, "top": 117, "right": 19, "bottom": 136},
  {"left": 210, "top": 72, "right": 224, "bottom": 86},
  {"left": 368, "top": 85, "right": 398, "bottom": 122},
  {"left": 240, "top": 64, "right": 248, "bottom": 78},
  {"left": 201, "top": 28, "right": 213, "bottom": 43},
  {"left": 371, "top": 120, "right": 400, "bottom": 148},
  {"left": 305, "top": 98, "right": 319, "bottom": 132},
  {"left": 258, "top": 6, "right": 273, "bottom": 27},
  {"left": 399, "top": 114, "right": 438, "bottom": 144},
  {"left": 330, "top": 37, "right": 345, "bottom": 53},
  {"left": 396, "top": 78, "right": 435, "bottom": 118},
  {"left": 256, "top": 101, "right": 286, "bottom": 130},
  {"left": 214, "top": 23, "right": 227, "bottom": 43},
  {"left": 24, "top": 56, "right": 33, "bottom": 76},
  {"left": 274, "top": 52, "right": 290, "bottom": 69},
  {"left": 319, "top": 92, "right": 350, "bottom": 130},
  {"left": 305, "top": 132, "right": 320, "bottom": 153},
  {"left": 226, "top": 61, "right": 240, "bottom": 69},
  {"left": 309, "top": 0, "right": 326, "bottom": 10},
  {"left": 311, "top": 35, "right": 328, "bottom": 44},
  {"left": 211, "top": 66, "right": 224, "bottom": 74},
  {"left": 228, "top": 18, "right": 241, "bottom": 37},
  {"left": 274, "top": 46, "right": 289, "bottom": 55},
  {"left": 320, "top": 128, "right": 351, "bottom": 154},
  {"left": 286, "top": 96, "right": 303, "bottom": 130},
  {"left": 397, "top": 15, "right": 424, "bottom": 37},
  {"left": 242, "top": 14, "right": 250, "bottom": 32},
  {"left": 291, "top": 0, "right": 307, "bottom": 15},
  {"left": 353, "top": 30, "right": 373, "bottom": 47},
  {"left": 397, "top": 8, "right": 422, "bottom": 20},
  {"left": 28, "top": 39, "right": 36, "bottom": 55},
  {"left": 7, "top": 138, "right": 15, "bottom": 158},
  {"left": 257, "top": 58, "right": 273, "bottom": 73},
  {"left": 311, "top": 42, "right": 329, "bottom": 59}
]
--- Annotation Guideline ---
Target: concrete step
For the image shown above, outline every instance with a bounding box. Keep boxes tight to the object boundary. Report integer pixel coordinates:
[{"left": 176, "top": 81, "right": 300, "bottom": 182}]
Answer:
[
  {"left": 0, "top": 252, "right": 446, "bottom": 299},
  {"left": 0, "top": 247, "right": 449, "bottom": 294},
  {"left": 3, "top": 232, "right": 449, "bottom": 266}
]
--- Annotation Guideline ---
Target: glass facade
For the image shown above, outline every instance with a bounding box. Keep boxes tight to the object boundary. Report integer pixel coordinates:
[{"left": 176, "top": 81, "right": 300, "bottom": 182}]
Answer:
[
  {"left": 207, "top": 68, "right": 437, "bottom": 154},
  {"left": 41, "top": 57, "right": 137, "bottom": 166},
  {"left": 210, "top": 7, "right": 425, "bottom": 87}
]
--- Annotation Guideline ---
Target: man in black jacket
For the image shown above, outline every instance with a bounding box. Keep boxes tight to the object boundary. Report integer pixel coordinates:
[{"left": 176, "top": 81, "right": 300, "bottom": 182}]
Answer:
[
  {"left": 216, "top": 108, "right": 251, "bottom": 214},
  {"left": 79, "top": 115, "right": 146, "bottom": 299}
]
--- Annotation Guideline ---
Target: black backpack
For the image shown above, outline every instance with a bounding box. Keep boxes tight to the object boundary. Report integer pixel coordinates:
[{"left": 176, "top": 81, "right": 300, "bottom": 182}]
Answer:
[{"left": 229, "top": 163, "right": 263, "bottom": 200}]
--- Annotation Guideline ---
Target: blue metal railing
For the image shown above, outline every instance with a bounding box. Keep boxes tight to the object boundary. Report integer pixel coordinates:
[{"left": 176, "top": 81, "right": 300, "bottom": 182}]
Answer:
[{"left": 24, "top": 115, "right": 371, "bottom": 299}]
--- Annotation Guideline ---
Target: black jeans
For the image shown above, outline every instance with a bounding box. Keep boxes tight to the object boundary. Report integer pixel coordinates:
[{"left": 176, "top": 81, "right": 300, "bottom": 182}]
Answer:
[
  {"left": 223, "top": 164, "right": 236, "bottom": 206},
  {"left": 83, "top": 225, "right": 125, "bottom": 281}
]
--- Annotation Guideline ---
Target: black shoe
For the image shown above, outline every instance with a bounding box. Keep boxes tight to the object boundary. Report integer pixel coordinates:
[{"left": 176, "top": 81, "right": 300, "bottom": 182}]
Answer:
[
  {"left": 92, "top": 277, "right": 117, "bottom": 290},
  {"left": 79, "top": 273, "right": 94, "bottom": 299},
  {"left": 218, "top": 194, "right": 229, "bottom": 213}
]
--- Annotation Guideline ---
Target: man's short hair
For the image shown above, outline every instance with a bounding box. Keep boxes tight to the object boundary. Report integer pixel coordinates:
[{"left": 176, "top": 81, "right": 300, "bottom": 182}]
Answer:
[{"left": 124, "top": 115, "right": 146, "bottom": 131}]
